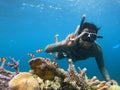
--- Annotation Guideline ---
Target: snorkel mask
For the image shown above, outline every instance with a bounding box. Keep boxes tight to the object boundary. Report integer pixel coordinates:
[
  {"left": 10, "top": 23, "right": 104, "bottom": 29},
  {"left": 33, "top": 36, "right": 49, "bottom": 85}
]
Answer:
[
  {"left": 81, "top": 32, "right": 103, "bottom": 42},
  {"left": 78, "top": 14, "right": 103, "bottom": 42}
]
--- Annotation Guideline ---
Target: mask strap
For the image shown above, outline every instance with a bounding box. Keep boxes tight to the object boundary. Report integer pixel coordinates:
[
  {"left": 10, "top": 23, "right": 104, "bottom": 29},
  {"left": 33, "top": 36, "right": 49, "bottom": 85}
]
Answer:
[{"left": 97, "top": 36, "right": 103, "bottom": 38}]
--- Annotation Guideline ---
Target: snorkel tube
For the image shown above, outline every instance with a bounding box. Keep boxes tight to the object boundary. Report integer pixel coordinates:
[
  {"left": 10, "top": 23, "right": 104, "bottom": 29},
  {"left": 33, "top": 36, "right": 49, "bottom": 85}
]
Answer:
[{"left": 78, "top": 14, "right": 86, "bottom": 35}]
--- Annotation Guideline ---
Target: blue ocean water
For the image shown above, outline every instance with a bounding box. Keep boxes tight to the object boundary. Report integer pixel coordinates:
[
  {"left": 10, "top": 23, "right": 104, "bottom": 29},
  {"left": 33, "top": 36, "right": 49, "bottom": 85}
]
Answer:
[{"left": 0, "top": 0, "right": 120, "bottom": 83}]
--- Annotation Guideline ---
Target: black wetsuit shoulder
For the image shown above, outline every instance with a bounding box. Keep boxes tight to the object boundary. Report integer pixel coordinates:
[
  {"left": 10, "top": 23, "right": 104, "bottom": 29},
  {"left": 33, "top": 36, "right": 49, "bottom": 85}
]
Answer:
[{"left": 67, "top": 42, "right": 101, "bottom": 61}]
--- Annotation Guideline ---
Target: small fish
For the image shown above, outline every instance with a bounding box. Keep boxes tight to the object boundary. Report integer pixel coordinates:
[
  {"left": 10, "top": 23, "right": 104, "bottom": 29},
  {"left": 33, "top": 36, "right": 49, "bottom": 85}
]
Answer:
[
  {"left": 27, "top": 53, "right": 35, "bottom": 58},
  {"left": 113, "top": 43, "right": 120, "bottom": 49},
  {"left": 36, "top": 49, "right": 43, "bottom": 53},
  {"left": 0, "top": 57, "right": 7, "bottom": 61},
  {"left": 48, "top": 52, "right": 53, "bottom": 55}
]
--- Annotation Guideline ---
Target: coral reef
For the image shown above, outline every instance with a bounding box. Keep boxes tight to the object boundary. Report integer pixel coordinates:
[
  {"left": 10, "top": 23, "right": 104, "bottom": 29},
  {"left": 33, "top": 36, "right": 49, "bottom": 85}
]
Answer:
[
  {"left": 8, "top": 57, "right": 119, "bottom": 90},
  {"left": 28, "top": 57, "right": 65, "bottom": 80},
  {"left": 0, "top": 57, "right": 20, "bottom": 89},
  {"left": 0, "top": 55, "right": 119, "bottom": 90}
]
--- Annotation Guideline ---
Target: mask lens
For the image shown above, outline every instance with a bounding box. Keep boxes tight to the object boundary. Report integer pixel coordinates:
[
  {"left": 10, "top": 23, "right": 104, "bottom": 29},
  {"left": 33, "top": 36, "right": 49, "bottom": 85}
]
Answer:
[
  {"left": 81, "top": 33, "right": 89, "bottom": 41},
  {"left": 90, "top": 33, "right": 97, "bottom": 41},
  {"left": 81, "top": 33, "right": 97, "bottom": 42}
]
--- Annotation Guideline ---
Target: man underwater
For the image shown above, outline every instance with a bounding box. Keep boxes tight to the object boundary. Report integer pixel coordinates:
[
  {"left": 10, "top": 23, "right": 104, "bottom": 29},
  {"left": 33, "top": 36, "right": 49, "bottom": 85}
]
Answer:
[{"left": 45, "top": 16, "right": 114, "bottom": 82}]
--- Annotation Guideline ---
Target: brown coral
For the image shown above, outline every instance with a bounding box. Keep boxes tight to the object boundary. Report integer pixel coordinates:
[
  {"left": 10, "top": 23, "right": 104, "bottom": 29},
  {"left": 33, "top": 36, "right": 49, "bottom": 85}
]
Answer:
[{"left": 28, "top": 57, "right": 61, "bottom": 80}]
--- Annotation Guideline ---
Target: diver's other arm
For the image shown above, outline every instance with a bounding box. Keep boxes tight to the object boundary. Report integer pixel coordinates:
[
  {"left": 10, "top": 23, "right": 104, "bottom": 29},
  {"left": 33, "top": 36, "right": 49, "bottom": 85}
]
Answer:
[
  {"left": 95, "top": 52, "right": 111, "bottom": 81},
  {"left": 96, "top": 52, "right": 118, "bottom": 84}
]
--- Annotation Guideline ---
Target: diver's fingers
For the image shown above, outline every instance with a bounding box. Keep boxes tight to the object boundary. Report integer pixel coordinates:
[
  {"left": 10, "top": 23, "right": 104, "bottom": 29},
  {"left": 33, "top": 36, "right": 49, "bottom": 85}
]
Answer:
[
  {"left": 70, "top": 38, "right": 75, "bottom": 41},
  {"left": 66, "top": 33, "right": 73, "bottom": 40},
  {"left": 74, "top": 25, "right": 80, "bottom": 35},
  {"left": 76, "top": 31, "right": 86, "bottom": 40},
  {"left": 69, "top": 33, "right": 76, "bottom": 40}
]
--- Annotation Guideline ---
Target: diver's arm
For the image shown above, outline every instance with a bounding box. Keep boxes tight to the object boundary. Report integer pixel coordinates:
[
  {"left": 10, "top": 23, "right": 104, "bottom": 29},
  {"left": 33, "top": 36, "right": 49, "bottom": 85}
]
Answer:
[
  {"left": 56, "top": 52, "right": 66, "bottom": 59},
  {"left": 45, "top": 32, "right": 76, "bottom": 53},
  {"left": 45, "top": 42, "right": 63, "bottom": 53},
  {"left": 95, "top": 48, "right": 111, "bottom": 81}
]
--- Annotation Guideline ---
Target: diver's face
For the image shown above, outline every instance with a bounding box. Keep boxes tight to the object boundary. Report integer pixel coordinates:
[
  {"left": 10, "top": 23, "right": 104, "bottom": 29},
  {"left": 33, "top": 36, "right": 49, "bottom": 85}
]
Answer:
[
  {"left": 79, "top": 28, "right": 97, "bottom": 48},
  {"left": 81, "top": 28, "right": 97, "bottom": 43}
]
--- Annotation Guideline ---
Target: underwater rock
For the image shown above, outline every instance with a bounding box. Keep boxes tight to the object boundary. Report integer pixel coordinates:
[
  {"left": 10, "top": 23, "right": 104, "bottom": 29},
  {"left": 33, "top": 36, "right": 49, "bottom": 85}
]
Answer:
[{"left": 9, "top": 72, "right": 39, "bottom": 90}]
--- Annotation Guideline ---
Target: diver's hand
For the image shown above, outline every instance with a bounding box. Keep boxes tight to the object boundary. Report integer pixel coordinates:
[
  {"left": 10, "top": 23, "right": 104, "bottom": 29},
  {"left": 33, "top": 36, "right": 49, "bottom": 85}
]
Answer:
[
  {"left": 62, "top": 31, "right": 88, "bottom": 46},
  {"left": 75, "top": 31, "right": 87, "bottom": 41},
  {"left": 61, "top": 33, "right": 76, "bottom": 46},
  {"left": 65, "top": 33, "right": 75, "bottom": 40}
]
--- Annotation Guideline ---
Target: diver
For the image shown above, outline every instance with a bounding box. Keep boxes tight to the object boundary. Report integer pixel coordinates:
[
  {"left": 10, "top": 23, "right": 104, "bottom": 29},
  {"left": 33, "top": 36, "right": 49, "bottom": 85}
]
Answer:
[{"left": 44, "top": 15, "right": 113, "bottom": 82}]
